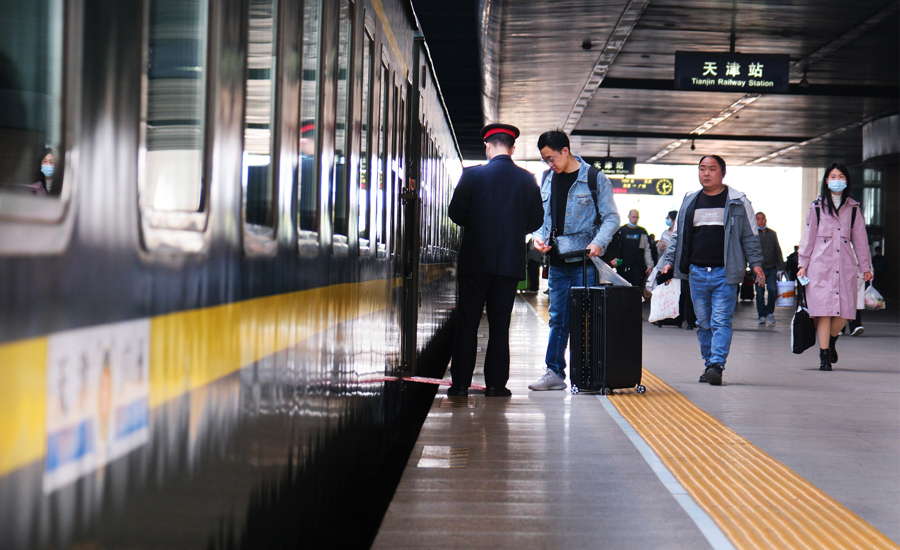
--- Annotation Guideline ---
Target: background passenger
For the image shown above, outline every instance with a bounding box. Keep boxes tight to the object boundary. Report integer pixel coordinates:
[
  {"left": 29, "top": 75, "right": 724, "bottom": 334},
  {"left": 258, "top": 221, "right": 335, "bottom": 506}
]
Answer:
[
  {"left": 653, "top": 210, "right": 696, "bottom": 329},
  {"left": 615, "top": 209, "right": 653, "bottom": 288},
  {"left": 754, "top": 212, "right": 784, "bottom": 325},
  {"left": 796, "top": 162, "right": 872, "bottom": 371}
]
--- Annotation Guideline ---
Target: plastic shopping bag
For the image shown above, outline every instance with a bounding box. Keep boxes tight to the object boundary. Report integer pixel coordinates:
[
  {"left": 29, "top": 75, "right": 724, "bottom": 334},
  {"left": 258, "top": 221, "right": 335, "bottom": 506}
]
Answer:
[
  {"left": 648, "top": 280, "right": 680, "bottom": 323},
  {"left": 775, "top": 279, "right": 795, "bottom": 307},
  {"left": 864, "top": 285, "right": 885, "bottom": 310}
]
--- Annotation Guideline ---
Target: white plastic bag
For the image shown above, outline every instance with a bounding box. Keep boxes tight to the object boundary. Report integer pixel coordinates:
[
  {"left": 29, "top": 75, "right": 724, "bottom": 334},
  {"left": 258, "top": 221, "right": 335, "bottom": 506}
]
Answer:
[
  {"left": 590, "top": 257, "right": 631, "bottom": 286},
  {"left": 775, "top": 280, "right": 795, "bottom": 307},
  {"left": 864, "top": 285, "right": 885, "bottom": 310},
  {"left": 648, "top": 280, "right": 680, "bottom": 323}
]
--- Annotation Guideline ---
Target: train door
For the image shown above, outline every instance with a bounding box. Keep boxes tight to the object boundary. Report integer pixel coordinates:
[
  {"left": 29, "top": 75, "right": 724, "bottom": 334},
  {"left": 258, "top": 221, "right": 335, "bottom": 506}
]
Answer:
[{"left": 401, "top": 37, "right": 427, "bottom": 375}]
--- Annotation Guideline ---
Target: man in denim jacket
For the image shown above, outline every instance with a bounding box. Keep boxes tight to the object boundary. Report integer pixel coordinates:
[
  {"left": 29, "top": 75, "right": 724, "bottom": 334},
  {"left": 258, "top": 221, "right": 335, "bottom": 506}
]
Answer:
[{"left": 529, "top": 130, "right": 620, "bottom": 391}]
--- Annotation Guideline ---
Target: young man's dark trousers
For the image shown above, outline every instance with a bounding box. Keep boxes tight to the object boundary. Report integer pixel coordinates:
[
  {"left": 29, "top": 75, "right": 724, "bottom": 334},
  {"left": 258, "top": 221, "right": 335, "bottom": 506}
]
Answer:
[{"left": 451, "top": 274, "right": 519, "bottom": 389}]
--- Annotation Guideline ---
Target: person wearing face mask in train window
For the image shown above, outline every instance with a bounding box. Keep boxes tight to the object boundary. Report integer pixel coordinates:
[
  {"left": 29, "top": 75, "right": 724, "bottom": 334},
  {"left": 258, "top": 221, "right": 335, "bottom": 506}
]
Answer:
[
  {"left": 22, "top": 147, "right": 56, "bottom": 196},
  {"left": 797, "top": 162, "right": 873, "bottom": 372}
]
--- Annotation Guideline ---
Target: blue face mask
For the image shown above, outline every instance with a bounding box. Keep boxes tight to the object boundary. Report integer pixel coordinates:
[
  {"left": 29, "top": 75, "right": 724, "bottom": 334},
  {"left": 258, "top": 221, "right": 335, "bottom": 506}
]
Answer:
[
  {"left": 41, "top": 165, "right": 54, "bottom": 178},
  {"left": 828, "top": 179, "right": 847, "bottom": 193},
  {"left": 628, "top": 222, "right": 637, "bottom": 227},
  {"left": 758, "top": 225, "right": 766, "bottom": 230},
  {"left": 665, "top": 219, "right": 672, "bottom": 227}
]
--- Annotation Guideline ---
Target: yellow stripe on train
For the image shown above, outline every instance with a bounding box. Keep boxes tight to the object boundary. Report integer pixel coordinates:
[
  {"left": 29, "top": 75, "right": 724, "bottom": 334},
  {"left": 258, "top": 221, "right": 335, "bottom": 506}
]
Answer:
[{"left": 0, "top": 278, "right": 402, "bottom": 478}]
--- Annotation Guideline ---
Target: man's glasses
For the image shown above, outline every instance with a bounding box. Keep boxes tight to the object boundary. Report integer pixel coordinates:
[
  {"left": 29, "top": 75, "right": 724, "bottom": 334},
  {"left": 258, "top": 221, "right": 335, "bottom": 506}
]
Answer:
[{"left": 542, "top": 151, "right": 562, "bottom": 166}]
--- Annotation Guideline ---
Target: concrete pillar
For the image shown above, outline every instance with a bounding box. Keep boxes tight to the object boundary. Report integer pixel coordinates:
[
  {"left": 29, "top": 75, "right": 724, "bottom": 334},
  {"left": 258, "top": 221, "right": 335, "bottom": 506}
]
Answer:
[
  {"left": 862, "top": 114, "right": 899, "bottom": 301},
  {"left": 799, "top": 167, "right": 820, "bottom": 241}
]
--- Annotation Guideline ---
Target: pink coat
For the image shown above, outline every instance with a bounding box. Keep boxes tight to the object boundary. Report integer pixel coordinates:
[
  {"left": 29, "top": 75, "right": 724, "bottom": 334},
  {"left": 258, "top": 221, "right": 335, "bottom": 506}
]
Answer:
[{"left": 798, "top": 197, "right": 872, "bottom": 319}]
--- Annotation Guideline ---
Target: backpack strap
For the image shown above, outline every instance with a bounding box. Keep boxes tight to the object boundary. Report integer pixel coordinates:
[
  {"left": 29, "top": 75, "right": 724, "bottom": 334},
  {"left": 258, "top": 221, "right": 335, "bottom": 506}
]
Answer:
[
  {"left": 851, "top": 206, "right": 857, "bottom": 230},
  {"left": 587, "top": 164, "right": 599, "bottom": 195},
  {"left": 587, "top": 164, "right": 601, "bottom": 225}
]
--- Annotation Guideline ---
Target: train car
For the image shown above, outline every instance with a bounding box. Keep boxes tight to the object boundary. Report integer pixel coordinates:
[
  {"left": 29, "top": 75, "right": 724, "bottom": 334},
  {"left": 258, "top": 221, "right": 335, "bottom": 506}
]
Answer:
[{"left": 0, "top": 0, "right": 462, "bottom": 547}]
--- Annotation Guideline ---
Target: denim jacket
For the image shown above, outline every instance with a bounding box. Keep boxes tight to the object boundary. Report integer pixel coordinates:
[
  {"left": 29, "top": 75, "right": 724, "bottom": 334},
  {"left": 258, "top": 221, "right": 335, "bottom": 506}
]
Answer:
[
  {"left": 663, "top": 186, "right": 764, "bottom": 284},
  {"left": 533, "top": 157, "right": 620, "bottom": 255}
]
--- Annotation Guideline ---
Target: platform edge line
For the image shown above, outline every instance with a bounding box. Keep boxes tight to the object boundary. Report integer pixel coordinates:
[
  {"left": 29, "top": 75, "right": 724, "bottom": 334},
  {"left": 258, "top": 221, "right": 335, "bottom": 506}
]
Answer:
[{"left": 599, "top": 395, "right": 737, "bottom": 550}]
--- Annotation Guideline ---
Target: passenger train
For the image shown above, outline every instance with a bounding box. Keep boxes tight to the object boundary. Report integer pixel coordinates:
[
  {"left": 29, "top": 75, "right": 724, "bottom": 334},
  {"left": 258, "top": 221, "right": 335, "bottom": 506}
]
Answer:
[{"left": 0, "top": 0, "right": 462, "bottom": 547}]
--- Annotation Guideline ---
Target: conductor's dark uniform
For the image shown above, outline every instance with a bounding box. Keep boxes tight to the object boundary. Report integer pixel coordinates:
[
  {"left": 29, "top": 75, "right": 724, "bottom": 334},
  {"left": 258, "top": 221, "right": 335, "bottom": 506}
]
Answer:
[{"left": 448, "top": 124, "right": 543, "bottom": 394}]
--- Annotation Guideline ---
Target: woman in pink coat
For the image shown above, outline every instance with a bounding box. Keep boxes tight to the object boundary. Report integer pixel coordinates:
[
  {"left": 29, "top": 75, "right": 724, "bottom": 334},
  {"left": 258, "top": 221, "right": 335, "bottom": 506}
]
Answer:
[{"left": 797, "top": 163, "right": 873, "bottom": 371}]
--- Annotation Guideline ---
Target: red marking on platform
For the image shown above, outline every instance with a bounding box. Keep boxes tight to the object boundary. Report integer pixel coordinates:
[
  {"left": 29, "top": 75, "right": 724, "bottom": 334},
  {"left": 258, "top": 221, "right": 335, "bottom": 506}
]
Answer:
[
  {"left": 358, "top": 376, "right": 400, "bottom": 383},
  {"left": 402, "top": 377, "right": 487, "bottom": 391}
]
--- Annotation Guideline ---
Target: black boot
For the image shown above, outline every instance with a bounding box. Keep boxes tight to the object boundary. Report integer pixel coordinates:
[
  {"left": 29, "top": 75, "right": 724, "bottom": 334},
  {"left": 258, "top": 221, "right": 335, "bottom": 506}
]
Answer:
[
  {"left": 829, "top": 334, "right": 839, "bottom": 364},
  {"left": 819, "top": 348, "right": 832, "bottom": 371}
]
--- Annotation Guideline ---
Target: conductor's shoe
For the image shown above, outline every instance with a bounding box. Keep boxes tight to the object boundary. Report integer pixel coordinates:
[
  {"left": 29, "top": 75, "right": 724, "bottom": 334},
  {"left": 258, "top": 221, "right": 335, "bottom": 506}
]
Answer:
[
  {"left": 485, "top": 386, "right": 512, "bottom": 397},
  {"left": 447, "top": 385, "right": 468, "bottom": 397}
]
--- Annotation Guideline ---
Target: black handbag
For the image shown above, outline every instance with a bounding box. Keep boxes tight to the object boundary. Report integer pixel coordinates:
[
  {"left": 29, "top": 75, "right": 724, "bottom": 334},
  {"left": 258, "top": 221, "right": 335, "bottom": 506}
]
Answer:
[{"left": 791, "top": 283, "right": 816, "bottom": 354}]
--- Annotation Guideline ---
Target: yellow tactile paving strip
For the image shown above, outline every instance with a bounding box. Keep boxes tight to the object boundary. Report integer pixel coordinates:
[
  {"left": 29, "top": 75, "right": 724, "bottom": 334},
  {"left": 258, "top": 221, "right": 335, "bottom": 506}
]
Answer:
[{"left": 520, "top": 292, "right": 899, "bottom": 550}]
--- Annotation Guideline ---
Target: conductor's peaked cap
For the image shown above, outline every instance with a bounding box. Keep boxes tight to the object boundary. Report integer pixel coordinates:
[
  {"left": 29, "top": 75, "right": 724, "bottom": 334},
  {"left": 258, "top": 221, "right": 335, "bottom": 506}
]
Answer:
[{"left": 480, "top": 123, "right": 520, "bottom": 140}]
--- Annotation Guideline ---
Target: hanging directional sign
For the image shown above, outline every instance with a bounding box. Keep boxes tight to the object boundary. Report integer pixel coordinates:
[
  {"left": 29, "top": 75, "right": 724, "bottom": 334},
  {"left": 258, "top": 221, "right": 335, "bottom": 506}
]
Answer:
[
  {"left": 611, "top": 177, "right": 674, "bottom": 196},
  {"left": 584, "top": 157, "right": 636, "bottom": 176},
  {"left": 674, "top": 51, "right": 790, "bottom": 93}
]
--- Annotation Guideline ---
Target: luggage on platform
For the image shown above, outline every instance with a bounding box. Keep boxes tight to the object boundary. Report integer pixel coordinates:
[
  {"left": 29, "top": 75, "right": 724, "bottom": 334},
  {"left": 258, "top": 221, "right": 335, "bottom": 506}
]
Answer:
[
  {"left": 741, "top": 271, "right": 756, "bottom": 302},
  {"left": 568, "top": 254, "right": 645, "bottom": 395},
  {"left": 517, "top": 272, "right": 529, "bottom": 292}
]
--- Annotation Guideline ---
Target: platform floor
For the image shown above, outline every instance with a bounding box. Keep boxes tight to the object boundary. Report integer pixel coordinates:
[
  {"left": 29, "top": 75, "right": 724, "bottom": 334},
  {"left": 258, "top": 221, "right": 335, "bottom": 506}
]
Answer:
[{"left": 373, "top": 287, "right": 900, "bottom": 549}]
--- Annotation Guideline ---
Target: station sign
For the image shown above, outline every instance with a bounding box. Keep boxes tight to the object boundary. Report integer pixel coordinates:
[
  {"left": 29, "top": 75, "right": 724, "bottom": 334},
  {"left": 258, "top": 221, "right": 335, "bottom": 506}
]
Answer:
[
  {"left": 674, "top": 52, "right": 790, "bottom": 93},
  {"left": 611, "top": 177, "right": 673, "bottom": 196},
  {"left": 584, "top": 157, "right": 636, "bottom": 176}
]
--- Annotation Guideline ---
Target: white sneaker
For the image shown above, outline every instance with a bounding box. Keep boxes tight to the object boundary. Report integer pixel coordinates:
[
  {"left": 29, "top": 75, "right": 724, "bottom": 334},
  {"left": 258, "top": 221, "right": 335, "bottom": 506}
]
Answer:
[
  {"left": 767, "top": 314, "right": 776, "bottom": 324},
  {"left": 528, "top": 370, "right": 567, "bottom": 391}
]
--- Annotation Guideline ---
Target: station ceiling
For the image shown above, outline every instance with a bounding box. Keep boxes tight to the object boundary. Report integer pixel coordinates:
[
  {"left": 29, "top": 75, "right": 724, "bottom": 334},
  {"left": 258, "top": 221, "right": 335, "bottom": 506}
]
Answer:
[{"left": 413, "top": 0, "right": 900, "bottom": 167}]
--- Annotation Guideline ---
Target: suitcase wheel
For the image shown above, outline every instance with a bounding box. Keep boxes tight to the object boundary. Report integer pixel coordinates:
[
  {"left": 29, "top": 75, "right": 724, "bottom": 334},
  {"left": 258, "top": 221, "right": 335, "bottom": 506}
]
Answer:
[
  {"left": 637, "top": 385, "right": 646, "bottom": 394},
  {"left": 601, "top": 387, "right": 612, "bottom": 395},
  {"left": 570, "top": 385, "right": 579, "bottom": 395}
]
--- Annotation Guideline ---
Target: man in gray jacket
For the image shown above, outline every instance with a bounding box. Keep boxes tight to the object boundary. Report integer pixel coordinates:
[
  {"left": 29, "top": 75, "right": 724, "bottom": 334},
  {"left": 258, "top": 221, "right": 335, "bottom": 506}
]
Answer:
[{"left": 662, "top": 155, "right": 764, "bottom": 385}]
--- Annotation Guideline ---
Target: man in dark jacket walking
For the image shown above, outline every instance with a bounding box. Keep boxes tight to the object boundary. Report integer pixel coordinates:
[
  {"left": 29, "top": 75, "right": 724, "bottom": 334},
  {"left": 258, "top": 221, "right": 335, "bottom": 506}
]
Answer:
[
  {"left": 448, "top": 123, "right": 544, "bottom": 397},
  {"left": 754, "top": 212, "right": 785, "bottom": 325}
]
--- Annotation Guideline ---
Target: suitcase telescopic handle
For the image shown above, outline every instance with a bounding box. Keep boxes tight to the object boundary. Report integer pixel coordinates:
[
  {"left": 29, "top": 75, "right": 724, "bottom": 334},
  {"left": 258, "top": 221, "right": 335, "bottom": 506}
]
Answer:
[{"left": 581, "top": 249, "right": 589, "bottom": 287}]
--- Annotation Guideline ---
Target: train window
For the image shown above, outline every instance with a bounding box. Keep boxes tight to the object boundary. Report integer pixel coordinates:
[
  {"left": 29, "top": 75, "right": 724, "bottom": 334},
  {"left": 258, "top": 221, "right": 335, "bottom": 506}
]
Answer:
[
  {"left": 298, "top": 0, "right": 321, "bottom": 237},
  {"left": 357, "top": 30, "right": 374, "bottom": 254},
  {"left": 242, "top": 0, "right": 280, "bottom": 253},
  {"left": 0, "top": 0, "right": 65, "bottom": 200},
  {"left": 374, "top": 62, "right": 389, "bottom": 258},
  {"left": 141, "top": 0, "right": 209, "bottom": 217},
  {"left": 389, "top": 85, "right": 399, "bottom": 260},
  {"left": 0, "top": 0, "right": 75, "bottom": 255},
  {"left": 330, "top": 0, "right": 353, "bottom": 250}
]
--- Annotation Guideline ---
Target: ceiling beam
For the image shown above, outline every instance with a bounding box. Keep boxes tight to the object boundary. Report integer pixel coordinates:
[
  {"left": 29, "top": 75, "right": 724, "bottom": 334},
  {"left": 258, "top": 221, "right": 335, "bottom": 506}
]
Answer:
[
  {"left": 597, "top": 78, "right": 899, "bottom": 99},
  {"left": 571, "top": 130, "right": 812, "bottom": 142},
  {"left": 561, "top": 0, "right": 652, "bottom": 134}
]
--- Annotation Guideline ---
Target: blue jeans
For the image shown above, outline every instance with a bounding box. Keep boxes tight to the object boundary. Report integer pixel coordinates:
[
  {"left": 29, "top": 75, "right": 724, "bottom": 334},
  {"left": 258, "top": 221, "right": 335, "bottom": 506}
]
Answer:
[
  {"left": 755, "top": 268, "right": 778, "bottom": 317},
  {"left": 689, "top": 265, "right": 737, "bottom": 367},
  {"left": 546, "top": 262, "right": 596, "bottom": 379}
]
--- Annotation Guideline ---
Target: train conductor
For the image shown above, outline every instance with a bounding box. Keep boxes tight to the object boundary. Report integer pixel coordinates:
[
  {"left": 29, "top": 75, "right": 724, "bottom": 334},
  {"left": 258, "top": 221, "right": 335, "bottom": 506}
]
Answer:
[{"left": 447, "top": 123, "right": 544, "bottom": 397}]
